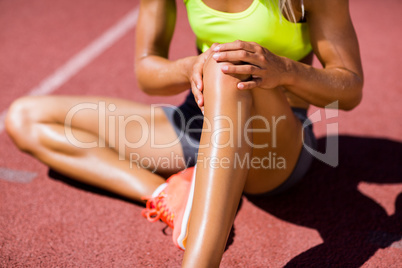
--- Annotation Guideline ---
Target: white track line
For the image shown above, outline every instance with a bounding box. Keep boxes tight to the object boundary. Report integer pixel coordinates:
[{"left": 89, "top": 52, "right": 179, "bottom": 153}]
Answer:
[{"left": 0, "top": 7, "right": 139, "bottom": 134}]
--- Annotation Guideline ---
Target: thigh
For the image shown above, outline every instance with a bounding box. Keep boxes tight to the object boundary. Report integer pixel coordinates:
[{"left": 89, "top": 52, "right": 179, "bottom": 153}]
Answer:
[
  {"left": 26, "top": 95, "right": 186, "bottom": 172},
  {"left": 243, "top": 87, "right": 304, "bottom": 194}
]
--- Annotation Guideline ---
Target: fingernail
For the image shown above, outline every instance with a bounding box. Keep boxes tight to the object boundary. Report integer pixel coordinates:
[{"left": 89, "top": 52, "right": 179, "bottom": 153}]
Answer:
[
  {"left": 221, "top": 65, "right": 228, "bottom": 71},
  {"left": 213, "top": 46, "right": 220, "bottom": 51},
  {"left": 212, "top": 53, "right": 219, "bottom": 60},
  {"left": 197, "top": 84, "right": 201, "bottom": 90},
  {"left": 238, "top": 83, "right": 244, "bottom": 89},
  {"left": 198, "top": 99, "right": 202, "bottom": 104}
]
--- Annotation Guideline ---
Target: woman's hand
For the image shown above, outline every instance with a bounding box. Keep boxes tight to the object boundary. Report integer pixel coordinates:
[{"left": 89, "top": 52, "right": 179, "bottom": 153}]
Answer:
[
  {"left": 212, "top": 40, "right": 290, "bottom": 90},
  {"left": 189, "top": 43, "right": 220, "bottom": 111}
]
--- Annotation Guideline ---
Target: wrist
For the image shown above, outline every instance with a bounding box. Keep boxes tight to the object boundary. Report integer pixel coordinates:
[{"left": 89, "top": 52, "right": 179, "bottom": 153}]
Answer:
[
  {"left": 177, "top": 56, "right": 198, "bottom": 82},
  {"left": 282, "top": 56, "right": 296, "bottom": 87}
]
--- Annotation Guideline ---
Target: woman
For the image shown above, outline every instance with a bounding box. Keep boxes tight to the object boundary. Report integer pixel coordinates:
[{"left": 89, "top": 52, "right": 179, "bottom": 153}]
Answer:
[{"left": 5, "top": 0, "right": 363, "bottom": 266}]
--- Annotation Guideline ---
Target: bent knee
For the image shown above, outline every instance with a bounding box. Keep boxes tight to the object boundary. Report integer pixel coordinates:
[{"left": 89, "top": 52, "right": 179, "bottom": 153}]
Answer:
[
  {"left": 6, "top": 97, "right": 42, "bottom": 152},
  {"left": 203, "top": 53, "right": 251, "bottom": 82},
  {"left": 203, "top": 54, "right": 252, "bottom": 105}
]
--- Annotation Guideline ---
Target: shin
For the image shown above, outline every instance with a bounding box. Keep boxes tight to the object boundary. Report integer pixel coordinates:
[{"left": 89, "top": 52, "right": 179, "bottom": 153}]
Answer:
[{"left": 183, "top": 57, "right": 253, "bottom": 267}]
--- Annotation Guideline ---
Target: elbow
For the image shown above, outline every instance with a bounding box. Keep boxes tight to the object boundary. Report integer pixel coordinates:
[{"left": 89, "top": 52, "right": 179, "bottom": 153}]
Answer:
[
  {"left": 341, "top": 93, "right": 362, "bottom": 111},
  {"left": 142, "top": 89, "right": 156, "bottom": 96},
  {"left": 340, "top": 76, "right": 364, "bottom": 111},
  {"left": 137, "top": 79, "right": 157, "bottom": 96},
  {"left": 134, "top": 63, "right": 157, "bottom": 96}
]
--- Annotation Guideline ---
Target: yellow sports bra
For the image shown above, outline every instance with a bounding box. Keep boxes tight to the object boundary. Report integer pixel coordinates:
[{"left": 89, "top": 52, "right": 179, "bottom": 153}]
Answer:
[{"left": 184, "top": 0, "right": 312, "bottom": 61}]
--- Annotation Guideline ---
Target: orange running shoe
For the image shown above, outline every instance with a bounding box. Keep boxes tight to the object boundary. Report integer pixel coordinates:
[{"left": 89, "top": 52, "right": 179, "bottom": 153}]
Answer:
[{"left": 141, "top": 166, "right": 196, "bottom": 250}]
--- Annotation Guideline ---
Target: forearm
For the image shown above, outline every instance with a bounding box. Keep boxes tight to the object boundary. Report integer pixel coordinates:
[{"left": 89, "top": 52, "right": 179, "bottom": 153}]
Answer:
[
  {"left": 283, "top": 56, "right": 363, "bottom": 111},
  {"left": 135, "top": 55, "right": 197, "bottom": 96}
]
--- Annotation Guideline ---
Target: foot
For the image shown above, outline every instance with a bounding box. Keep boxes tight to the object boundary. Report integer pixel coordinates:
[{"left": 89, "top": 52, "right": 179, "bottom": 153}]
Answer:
[{"left": 142, "top": 166, "right": 196, "bottom": 250}]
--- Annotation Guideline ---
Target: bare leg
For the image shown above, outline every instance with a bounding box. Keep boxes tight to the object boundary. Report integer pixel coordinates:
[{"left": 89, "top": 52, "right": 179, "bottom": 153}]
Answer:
[
  {"left": 6, "top": 96, "right": 186, "bottom": 202},
  {"left": 182, "top": 56, "right": 303, "bottom": 267}
]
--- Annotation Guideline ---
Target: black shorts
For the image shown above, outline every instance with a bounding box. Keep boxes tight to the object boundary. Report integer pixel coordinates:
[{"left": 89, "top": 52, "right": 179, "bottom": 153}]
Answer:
[{"left": 162, "top": 91, "right": 317, "bottom": 195}]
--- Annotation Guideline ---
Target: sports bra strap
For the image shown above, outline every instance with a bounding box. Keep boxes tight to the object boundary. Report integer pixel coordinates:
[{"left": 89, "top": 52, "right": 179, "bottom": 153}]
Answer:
[{"left": 301, "top": 0, "right": 305, "bottom": 22}]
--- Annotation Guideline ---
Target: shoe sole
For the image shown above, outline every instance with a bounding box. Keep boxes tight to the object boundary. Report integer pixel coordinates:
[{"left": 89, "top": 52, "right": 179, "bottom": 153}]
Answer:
[{"left": 176, "top": 164, "right": 197, "bottom": 250}]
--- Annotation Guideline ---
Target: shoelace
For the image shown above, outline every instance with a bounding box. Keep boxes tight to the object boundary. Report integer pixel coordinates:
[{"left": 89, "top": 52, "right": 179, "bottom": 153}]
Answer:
[{"left": 141, "top": 192, "right": 175, "bottom": 229}]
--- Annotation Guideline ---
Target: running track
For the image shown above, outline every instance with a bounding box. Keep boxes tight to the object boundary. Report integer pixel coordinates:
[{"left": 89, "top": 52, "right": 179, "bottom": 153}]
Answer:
[{"left": 0, "top": 0, "right": 401, "bottom": 267}]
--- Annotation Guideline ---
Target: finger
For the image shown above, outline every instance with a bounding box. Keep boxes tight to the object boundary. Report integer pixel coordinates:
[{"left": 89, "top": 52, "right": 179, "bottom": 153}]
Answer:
[
  {"left": 210, "top": 43, "right": 220, "bottom": 49},
  {"left": 237, "top": 78, "right": 262, "bottom": 90},
  {"left": 213, "top": 50, "right": 263, "bottom": 66},
  {"left": 191, "top": 81, "right": 204, "bottom": 107},
  {"left": 209, "top": 43, "right": 220, "bottom": 52},
  {"left": 191, "top": 80, "right": 200, "bottom": 101},
  {"left": 204, "top": 43, "right": 220, "bottom": 59},
  {"left": 193, "top": 72, "right": 203, "bottom": 91},
  {"left": 221, "top": 64, "right": 261, "bottom": 75},
  {"left": 192, "top": 61, "right": 204, "bottom": 91},
  {"left": 197, "top": 92, "right": 204, "bottom": 107},
  {"left": 193, "top": 91, "right": 204, "bottom": 108},
  {"left": 214, "top": 40, "right": 258, "bottom": 53}
]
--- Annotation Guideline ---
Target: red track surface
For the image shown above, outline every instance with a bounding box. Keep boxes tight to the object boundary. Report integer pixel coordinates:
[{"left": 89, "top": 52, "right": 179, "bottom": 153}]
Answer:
[{"left": 1, "top": 0, "right": 401, "bottom": 267}]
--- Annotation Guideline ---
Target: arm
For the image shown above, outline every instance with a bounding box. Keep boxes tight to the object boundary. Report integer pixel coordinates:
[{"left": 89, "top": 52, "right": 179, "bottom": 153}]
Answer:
[
  {"left": 212, "top": 0, "right": 363, "bottom": 110},
  {"left": 134, "top": 0, "right": 197, "bottom": 95},
  {"left": 284, "top": 0, "right": 364, "bottom": 110}
]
